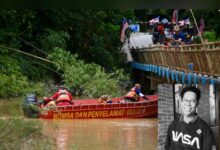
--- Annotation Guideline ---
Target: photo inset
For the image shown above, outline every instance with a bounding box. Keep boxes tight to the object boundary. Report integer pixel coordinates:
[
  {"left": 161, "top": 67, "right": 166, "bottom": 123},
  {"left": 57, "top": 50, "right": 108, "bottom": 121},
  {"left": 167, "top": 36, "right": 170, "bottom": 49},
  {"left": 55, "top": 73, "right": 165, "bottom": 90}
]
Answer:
[{"left": 158, "top": 84, "right": 219, "bottom": 150}]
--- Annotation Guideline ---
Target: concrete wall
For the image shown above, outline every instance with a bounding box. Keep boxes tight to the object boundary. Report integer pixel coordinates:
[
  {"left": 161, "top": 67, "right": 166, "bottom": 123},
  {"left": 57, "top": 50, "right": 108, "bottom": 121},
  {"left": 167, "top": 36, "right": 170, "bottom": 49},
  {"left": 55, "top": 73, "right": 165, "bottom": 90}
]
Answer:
[
  {"left": 158, "top": 84, "right": 174, "bottom": 150},
  {"left": 121, "top": 32, "right": 155, "bottom": 62},
  {"left": 196, "top": 84, "right": 218, "bottom": 147},
  {"left": 197, "top": 84, "right": 210, "bottom": 124}
]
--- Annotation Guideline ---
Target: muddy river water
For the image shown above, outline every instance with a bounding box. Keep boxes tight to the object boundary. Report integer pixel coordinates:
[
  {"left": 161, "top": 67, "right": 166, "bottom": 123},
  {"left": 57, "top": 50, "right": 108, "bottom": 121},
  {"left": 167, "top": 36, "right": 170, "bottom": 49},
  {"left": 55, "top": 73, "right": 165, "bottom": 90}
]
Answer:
[{"left": 41, "top": 118, "right": 158, "bottom": 150}]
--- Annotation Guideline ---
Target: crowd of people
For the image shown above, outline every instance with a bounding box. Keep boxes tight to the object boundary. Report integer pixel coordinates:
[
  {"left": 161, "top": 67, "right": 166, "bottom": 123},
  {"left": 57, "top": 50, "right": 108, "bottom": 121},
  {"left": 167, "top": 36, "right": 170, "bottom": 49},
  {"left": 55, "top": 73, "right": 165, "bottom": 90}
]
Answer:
[{"left": 152, "top": 21, "right": 198, "bottom": 46}]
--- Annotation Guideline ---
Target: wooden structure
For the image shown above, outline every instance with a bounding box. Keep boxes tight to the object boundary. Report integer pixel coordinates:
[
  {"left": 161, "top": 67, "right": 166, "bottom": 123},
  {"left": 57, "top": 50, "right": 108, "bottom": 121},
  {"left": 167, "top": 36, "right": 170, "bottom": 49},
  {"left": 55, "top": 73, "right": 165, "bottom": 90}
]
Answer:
[{"left": 131, "top": 42, "right": 220, "bottom": 77}]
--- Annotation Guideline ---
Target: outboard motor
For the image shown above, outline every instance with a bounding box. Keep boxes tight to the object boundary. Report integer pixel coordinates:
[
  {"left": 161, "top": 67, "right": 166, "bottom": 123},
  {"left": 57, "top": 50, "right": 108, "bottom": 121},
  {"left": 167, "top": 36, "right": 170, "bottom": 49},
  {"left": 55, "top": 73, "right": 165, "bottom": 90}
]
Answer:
[{"left": 22, "top": 94, "right": 40, "bottom": 118}]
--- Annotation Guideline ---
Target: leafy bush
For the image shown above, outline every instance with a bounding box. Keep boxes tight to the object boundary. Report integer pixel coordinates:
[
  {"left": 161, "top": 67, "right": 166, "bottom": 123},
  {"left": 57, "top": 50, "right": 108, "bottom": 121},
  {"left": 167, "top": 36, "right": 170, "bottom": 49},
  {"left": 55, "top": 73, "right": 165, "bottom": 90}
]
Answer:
[
  {"left": 0, "top": 47, "right": 50, "bottom": 98},
  {"left": 0, "top": 74, "right": 27, "bottom": 98},
  {"left": 48, "top": 48, "right": 129, "bottom": 98},
  {"left": 203, "top": 31, "right": 217, "bottom": 42},
  {"left": 40, "top": 29, "right": 70, "bottom": 52},
  {"left": 0, "top": 73, "right": 49, "bottom": 98}
]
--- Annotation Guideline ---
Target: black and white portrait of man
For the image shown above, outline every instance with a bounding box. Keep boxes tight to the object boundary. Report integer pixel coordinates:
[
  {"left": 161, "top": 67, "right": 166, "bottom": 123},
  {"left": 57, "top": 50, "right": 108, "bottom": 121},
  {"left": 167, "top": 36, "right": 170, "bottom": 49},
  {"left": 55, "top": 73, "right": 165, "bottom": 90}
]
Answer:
[{"left": 165, "top": 86, "right": 216, "bottom": 150}]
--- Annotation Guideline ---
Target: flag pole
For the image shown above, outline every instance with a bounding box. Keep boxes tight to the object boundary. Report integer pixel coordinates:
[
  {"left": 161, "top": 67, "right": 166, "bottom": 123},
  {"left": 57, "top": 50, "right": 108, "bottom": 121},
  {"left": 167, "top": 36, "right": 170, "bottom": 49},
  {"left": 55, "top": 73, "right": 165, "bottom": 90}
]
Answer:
[
  {"left": 122, "top": 17, "right": 132, "bottom": 48},
  {"left": 123, "top": 17, "right": 127, "bottom": 23},
  {"left": 189, "top": 9, "right": 204, "bottom": 44}
]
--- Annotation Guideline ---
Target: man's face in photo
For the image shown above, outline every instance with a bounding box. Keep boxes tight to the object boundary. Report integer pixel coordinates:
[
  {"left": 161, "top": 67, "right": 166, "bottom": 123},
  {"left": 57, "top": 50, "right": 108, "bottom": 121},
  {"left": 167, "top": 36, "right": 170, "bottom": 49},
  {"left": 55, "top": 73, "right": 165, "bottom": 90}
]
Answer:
[{"left": 181, "top": 91, "right": 197, "bottom": 117}]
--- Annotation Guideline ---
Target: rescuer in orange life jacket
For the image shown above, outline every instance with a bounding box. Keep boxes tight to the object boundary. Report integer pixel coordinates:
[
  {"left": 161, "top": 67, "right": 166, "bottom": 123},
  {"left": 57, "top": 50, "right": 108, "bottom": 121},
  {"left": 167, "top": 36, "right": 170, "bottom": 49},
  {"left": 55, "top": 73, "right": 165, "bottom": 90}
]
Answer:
[
  {"left": 124, "top": 83, "right": 149, "bottom": 102},
  {"left": 43, "top": 86, "right": 73, "bottom": 106}
]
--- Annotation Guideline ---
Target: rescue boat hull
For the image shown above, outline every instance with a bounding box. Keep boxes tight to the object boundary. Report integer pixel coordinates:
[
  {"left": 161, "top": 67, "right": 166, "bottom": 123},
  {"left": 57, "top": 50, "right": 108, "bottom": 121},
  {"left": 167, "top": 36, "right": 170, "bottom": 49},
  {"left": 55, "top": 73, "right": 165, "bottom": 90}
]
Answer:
[{"left": 40, "top": 95, "right": 158, "bottom": 119}]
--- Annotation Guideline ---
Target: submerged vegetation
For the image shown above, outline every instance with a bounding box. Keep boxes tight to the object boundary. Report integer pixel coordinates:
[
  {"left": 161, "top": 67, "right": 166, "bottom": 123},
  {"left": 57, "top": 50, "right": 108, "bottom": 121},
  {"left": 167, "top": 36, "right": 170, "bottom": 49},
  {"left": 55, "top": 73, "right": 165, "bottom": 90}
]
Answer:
[
  {"left": 0, "top": 99, "right": 23, "bottom": 117},
  {"left": 0, "top": 99, "right": 54, "bottom": 150},
  {"left": 0, "top": 119, "right": 54, "bottom": 150}
]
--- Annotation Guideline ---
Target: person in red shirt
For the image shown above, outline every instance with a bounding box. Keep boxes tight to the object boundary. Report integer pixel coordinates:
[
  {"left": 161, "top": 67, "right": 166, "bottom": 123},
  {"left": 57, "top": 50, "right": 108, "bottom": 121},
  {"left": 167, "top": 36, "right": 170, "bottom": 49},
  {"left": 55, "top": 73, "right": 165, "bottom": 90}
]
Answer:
[
  {"left": 156, "top": 23, "right": 165, "bottom": 35},
  {"left": 44, "top": 86, "right": 73, "bottom": 106}
]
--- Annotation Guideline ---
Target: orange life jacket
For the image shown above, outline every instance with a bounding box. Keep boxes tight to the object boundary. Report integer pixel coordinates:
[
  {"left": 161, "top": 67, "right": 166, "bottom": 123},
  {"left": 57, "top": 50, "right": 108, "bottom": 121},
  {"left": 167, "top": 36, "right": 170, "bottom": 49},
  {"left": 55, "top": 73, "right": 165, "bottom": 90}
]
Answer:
[
  {"left": 57, "top": 90, "right": 71, "bottom": 101},
  {"left": 124, "top": 88, "right": 139, "bottom": 101}
]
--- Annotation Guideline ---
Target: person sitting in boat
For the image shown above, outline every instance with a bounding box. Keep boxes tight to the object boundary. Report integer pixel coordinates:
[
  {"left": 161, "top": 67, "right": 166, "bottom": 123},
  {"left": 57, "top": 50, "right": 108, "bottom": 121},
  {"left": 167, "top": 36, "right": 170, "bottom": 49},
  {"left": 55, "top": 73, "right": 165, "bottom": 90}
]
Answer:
[
  {"left": 44, "top": 86, "right": 73, "bottom": 106},
  {"left": 98, "top": 94, "right": 113, "bottom": 104},
  {"left": 124, "top": 83, "right": 149, "bottom": 102}
]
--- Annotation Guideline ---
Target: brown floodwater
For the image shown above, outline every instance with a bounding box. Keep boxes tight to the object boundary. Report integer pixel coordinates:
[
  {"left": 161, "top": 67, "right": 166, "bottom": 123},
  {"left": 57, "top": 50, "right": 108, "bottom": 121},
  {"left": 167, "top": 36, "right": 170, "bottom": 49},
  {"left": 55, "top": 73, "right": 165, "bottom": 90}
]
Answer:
[{"left": 41, "top": 118, "right": 158, "bottom": 150}]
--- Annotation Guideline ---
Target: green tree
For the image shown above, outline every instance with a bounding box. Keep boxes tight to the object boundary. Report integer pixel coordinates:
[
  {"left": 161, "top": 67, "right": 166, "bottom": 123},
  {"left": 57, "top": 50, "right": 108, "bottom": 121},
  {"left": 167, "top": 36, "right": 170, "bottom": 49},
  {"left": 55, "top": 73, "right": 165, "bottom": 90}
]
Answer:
[{"left": 48, "top": 48, "right": 129, "bottom": 97}]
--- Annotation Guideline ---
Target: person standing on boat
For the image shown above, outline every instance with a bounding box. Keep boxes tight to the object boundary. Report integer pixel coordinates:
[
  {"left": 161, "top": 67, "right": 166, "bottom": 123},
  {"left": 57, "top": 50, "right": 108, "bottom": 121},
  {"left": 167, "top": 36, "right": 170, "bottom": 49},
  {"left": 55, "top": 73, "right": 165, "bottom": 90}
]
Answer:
[
  {"left": 165, "top": 86, "right": 216, "bottom": 150},
  {"left": 44, "top": 86, "right": 73, "bottom": 106},
  {"left": 124, "top": 83, "right": 148, "bottom": 102}
]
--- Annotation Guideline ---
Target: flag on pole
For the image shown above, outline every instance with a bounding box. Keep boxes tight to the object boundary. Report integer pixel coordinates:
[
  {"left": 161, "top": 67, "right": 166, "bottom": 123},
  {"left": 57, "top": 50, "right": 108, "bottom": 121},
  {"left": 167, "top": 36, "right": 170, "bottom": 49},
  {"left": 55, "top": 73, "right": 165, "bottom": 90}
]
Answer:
[
  {"left": 172, "top": 9, "right": 178, "bottom": 24},
  {"left": 178, "top": 18, "right": 190, "bottom": 26},
  {"left": 199, "top": 17, "right": 205, "bottom": 34},
  {"left": 178, "top": 20, "right": 185, "bottom": 26},
  {"left": 149, "top": 16, "right": 160, "bottom": 25},
  {"left": 184, "top": 18, "right": 190, "bottom": 25},
  {"left": 120, "top": 19, "right": 129, "bottom": 42}
]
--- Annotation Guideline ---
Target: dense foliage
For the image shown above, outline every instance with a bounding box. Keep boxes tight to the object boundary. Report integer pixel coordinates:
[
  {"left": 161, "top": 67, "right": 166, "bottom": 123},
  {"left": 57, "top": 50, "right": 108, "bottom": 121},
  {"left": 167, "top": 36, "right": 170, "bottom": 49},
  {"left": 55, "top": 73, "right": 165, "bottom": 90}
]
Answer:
[
  {"left": 48, "top": 48, "right": 129, "bottom": 98},
  {"left": 0, "top": 9, "right": 220, "bottom": 98},
  {"left": 0, "top": 48, "right": 47, "bottom": 98},
  {"left": 0, "top": 9, "right": 135, "bottom": 98}
]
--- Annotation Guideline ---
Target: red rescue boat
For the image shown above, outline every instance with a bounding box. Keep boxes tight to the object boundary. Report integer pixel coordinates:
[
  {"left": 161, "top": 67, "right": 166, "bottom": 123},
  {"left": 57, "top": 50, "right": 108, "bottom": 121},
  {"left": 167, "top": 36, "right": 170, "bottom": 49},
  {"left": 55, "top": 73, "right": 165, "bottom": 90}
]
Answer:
[{"left": 40, "top": 95, "right": 158, "bottom": 119}]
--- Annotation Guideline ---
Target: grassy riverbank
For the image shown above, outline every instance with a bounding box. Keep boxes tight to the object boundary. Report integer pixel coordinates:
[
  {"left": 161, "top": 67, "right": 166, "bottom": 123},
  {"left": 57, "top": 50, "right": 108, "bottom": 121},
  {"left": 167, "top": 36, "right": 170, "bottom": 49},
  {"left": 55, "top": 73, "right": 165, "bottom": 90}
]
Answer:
[{"left": 0, "top": 98, "right": 54, "bottom": 150}]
